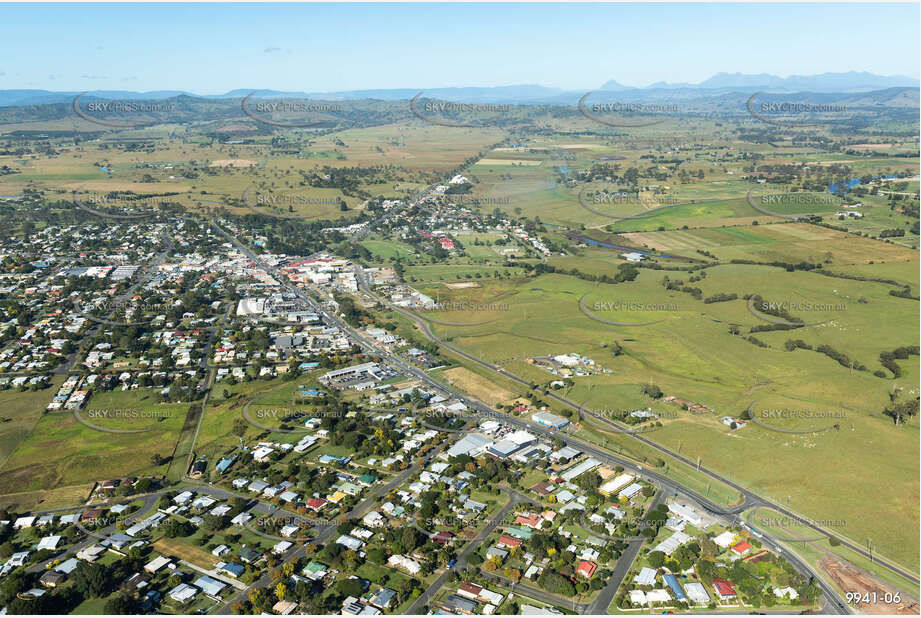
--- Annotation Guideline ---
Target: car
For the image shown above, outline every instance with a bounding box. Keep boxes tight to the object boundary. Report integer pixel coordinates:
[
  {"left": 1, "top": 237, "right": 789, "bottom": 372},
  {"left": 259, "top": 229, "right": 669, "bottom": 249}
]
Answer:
[
  {"left": 447, "top": 559, "right": 457, "bottom": 568},
  {"left": 398, "top": 407, "right": 408, "bottom": 412}
]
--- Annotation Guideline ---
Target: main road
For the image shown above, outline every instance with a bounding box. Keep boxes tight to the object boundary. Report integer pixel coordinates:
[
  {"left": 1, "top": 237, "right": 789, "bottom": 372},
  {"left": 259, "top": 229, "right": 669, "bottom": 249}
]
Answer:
[
  {"left": 358, "top": 269, "right": 916, "bottom": 598},
  {"left": 208, "top": 218, "right": 862, "bottom": 615}
]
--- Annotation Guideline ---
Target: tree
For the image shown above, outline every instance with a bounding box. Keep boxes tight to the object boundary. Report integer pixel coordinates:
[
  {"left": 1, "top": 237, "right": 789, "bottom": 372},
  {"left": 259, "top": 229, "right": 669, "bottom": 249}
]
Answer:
[
  {"left": 72, "top": 562, "right": 111, "bottom": 598},
  {"left": 275, "top": 582, "right": 288, "bottom": 602},
  {"left": 232, "top": 418, "right": 249, "bottom": 437},
  {"left": 647, "top": 550, "right": 666, "bottom": 569},
  {"left": 104, "top": 593, "right": 138, "bottom": 614},
  {"left": 336, "top": 578, "right": 363, "bottom": 598}
]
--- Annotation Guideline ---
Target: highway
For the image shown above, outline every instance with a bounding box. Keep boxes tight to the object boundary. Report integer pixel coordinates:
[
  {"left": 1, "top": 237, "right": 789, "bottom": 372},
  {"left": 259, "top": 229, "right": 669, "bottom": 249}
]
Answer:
[
  {"left": 205, "top": 212, "right": 896, "bottom": 614},
  {"left": 357, "top": 268, "right": 918, "bottom": 602}
]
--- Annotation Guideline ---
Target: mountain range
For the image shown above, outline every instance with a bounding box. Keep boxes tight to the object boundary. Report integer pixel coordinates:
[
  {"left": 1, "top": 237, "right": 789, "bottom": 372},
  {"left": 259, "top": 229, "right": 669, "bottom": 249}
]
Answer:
[{"left": 0, "top": 72, "right": 917, "bottom": 107}]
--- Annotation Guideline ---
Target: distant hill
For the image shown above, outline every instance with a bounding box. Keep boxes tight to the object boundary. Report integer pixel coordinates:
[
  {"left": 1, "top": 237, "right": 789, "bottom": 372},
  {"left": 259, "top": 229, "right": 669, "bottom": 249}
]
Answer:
[
  {"left": 637, "top": 71, "right": 919, "bottom": 93},
  {"left": 0, "top": 71, "right": 917, "bottom": 108}
]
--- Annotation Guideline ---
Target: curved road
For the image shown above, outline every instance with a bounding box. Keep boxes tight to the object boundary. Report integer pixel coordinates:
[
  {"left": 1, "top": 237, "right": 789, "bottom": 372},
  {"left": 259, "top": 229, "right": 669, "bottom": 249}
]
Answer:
[{"left": 208, "top": 217, "right": 916, "bottom": 615}]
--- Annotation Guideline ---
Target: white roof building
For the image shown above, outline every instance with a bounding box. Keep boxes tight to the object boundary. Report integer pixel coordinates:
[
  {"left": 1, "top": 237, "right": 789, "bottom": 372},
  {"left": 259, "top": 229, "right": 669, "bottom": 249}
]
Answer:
[
  {"left": 713, "top": 530, "right": 736, "bottom": 548},
  {"left": 684, "top": 582, "right": 711, "bottom": 605},
  {"left": 629, "top": 590, "right": 647, "bottom": 605},
  {"left": 634, "top": 566, "right": 657, "bottom": 586}
]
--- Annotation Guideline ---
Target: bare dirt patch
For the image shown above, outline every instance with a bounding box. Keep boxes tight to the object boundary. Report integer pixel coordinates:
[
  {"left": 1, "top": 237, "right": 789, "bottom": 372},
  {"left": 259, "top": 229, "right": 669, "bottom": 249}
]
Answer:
[
  {"left": 444, "top": 282, "right": 480, "bottom": 289},
  {"left": 820, "top": 556, "right": 919, "bottom": 614},
  {"left": 440, "top": 367, "right": 516, "bottom": 407}
]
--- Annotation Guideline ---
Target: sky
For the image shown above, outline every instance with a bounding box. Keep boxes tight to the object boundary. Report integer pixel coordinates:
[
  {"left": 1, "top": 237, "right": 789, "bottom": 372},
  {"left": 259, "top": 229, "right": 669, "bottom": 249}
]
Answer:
[{"left": 1, "top": 3, "right": 918, "bottom": 93}]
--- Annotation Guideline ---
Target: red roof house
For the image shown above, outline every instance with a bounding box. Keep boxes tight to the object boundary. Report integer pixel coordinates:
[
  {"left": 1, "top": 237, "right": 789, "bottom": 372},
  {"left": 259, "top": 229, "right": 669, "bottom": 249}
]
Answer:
[
  {"left": 731, "top": 540, "right": 752, "bottom": 555},
  {"left": 306, "top": 497, "right": 327, "bottom": 511},
  {"left": 497, "top": 535, "right": 522, "bottom": 548},
  {"left": 577, "top": 561, "right": 598, "bottom": 578},
  {"left": 514, "top": 513, "right": 543, "bottom": 529},
  {"left": 712, "top": 578, "right": 737, "bottom": 600}
]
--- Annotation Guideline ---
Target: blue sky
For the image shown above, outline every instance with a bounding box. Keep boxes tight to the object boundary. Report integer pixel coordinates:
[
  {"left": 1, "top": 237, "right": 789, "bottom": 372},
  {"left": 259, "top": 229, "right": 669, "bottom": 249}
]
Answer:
[{"left": 1, "top": 3, "right": 918, "bottom": 93}]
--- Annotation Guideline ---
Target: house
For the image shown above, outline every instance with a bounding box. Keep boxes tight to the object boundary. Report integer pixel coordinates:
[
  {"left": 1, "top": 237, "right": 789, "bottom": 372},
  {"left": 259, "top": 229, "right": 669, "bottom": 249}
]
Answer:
[
  {"left": 217, "top": 562, "right": 245, "bottom": 578},
  {"left": 168, "top": 583, "right": 199, "bottom": 604},
  {"left": 123, "top": 572, "right": 149, "bottom": 593},
  {"left": 713, "top": 530, "right": 736, "bottom": 548},
  {"left": 239, "top": 547, "right": 263, "bottom": 563},
  {"left": 37, "top": 535, "right": 61, "bottom": 551},
  {"left": 514, "top": 513, "right": 543, "bottom": 529},
  {"left": 39, "top": 571, "right": 65, "bottom": 588},
  {"left": 306, "top": 497, "right": 327, "bottom": 511},
  {"left": 662, "top": 573, "right": 686, "bottom": 601},
  {"left": 599, "top": 474, "right": 635, "bottom": 496},
  {"left": 774, "top": 586, "right": 799, "bottom": 600},
  {"left": 388, "top": 554, "right": 421, "bottom": 575},
  {"left": 336, "top": 534, "right": 364, "bottom": 551},
  {"left": 634, "top": 566, "right": 657, "bottom": 586},
  {"left": 646, "top": 589, "right": 671, "bottom": 604},
  {"left": 731, "top": 540, "right": 753, "bottom": 556},
  {"left": 13, "top": 516, "right": 36, "bottom": 529},
  {"left": 684, "top": 582, "right": 711, "bottom": 605},
  {"left": 577, "top": 560, "right": 597, "bottom": 578},
  {"left": 144, "top": 555, "right": 172, "bottom": 574},
  {"left": 302, "top": 560, "right": 328, "bottom": 581},
  {"left": 273, "top": 600, "right": 298, "bottom": 615},
  {"left": 362, "top": 511, "right": 385, "bottom": 528},
  {"left": 212, "top": 544, "right": 230, "bottom": 557},
  {"left": 629, "top": 590, "right": 647, "bottom": 605},
  {"left": 712, "top": 577, "right": 737, "bottom": 601},
  {"left": 497, "top": 535, "right": 522, "bottom": 549},
  {"left": 441, "top": 594, "right": 477, "bottom": 615},
  {"left": 457, "top": 582, "right": 484, "bottom": 600},
  {"left": 368, "top": 588, "right": 397, "bottom": 609},
  {"left": 194, "top": 575, "right": 226, "bottom": 597}
]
